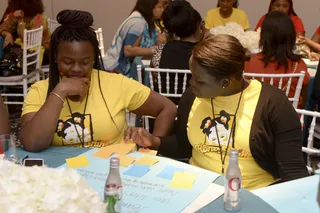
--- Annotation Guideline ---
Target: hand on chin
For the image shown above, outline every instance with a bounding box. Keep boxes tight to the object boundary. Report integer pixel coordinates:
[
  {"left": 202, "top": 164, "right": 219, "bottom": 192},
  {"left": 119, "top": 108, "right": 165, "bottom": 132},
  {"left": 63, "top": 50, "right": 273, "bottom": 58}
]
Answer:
[{"left": 68, "top": 95, "right": 81, "bottom": 102}]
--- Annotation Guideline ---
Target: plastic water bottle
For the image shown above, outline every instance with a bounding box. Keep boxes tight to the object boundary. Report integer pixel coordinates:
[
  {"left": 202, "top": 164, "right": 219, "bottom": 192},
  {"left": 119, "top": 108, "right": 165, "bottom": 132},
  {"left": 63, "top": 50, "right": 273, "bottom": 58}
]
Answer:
[
  {"left": 224, "top": 149, "right": 242, "bottom": 212},
  {"left": 104, "top": 158, "right": 122, "bottom": 213}
]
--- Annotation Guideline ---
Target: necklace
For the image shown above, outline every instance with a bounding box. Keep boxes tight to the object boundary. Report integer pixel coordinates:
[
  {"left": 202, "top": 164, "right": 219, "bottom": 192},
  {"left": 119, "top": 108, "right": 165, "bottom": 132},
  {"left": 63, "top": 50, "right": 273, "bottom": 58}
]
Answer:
[
  {"left": 66, "top": 94, "right": 89, "bottom": 148},
  {"left": 210, "top": 80, "right": 245, "bottom": 174}
]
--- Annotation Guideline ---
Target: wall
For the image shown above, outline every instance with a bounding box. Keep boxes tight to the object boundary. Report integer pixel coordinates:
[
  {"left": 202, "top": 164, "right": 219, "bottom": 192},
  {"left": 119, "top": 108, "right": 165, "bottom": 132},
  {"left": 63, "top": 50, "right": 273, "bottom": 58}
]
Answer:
[{"left": 0, "top": 0, "right": 319, "bottom": 49}]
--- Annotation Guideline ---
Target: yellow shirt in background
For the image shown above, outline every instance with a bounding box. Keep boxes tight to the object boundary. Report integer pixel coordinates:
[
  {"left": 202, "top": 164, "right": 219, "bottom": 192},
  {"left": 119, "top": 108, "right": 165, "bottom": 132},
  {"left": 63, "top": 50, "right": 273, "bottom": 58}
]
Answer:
[
  {"left": 22, "top": 70, "right": 150, "bottom": 148},
  {"left": 205, "top": 8, "right": 250, "bottom": 30},
  {"left": 188, "top": 80, "right": 277, "bottom": 190}
]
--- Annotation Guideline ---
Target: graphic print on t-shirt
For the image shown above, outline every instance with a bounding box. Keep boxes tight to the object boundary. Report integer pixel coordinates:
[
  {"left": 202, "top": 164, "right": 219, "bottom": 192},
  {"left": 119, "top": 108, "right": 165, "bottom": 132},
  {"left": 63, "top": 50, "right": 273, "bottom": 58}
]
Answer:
[{"left": 56, "top": 112, "right": 94, "bottom": 145}]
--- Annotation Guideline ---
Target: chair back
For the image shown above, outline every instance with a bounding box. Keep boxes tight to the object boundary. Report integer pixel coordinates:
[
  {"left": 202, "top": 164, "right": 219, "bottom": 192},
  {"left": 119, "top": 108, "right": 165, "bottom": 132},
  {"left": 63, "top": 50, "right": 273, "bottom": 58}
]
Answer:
[
  {"left": 296, "top": 109, "right": 320, "bottom": 171},
  {"left": 47, "top": 18, "right": 60, "bottom": 34},
  {"left": 137, "top": 65, "right": 191, "bottom": 98},
  {"left": 23, "top": 26, "right": 43, "bottom": 81},
  {"left": 243, "top": 72, "right": 305, "bottom": 108},
  {"left": 95, "top": 28, "right": 105, "bottom": 57}
]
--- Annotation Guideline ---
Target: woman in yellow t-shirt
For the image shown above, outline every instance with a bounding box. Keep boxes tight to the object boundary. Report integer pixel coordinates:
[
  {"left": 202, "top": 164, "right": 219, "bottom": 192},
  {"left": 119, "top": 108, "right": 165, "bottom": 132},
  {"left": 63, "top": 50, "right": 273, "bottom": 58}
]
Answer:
[
  {"left": 20, "top": 10, "right": 176, "bottom": 152},
  {"left": 205, "top": 0, "right": 250, "bottom": 30},
  {"left": 126, "top": 34, "right": 309, "bottom": 190}
]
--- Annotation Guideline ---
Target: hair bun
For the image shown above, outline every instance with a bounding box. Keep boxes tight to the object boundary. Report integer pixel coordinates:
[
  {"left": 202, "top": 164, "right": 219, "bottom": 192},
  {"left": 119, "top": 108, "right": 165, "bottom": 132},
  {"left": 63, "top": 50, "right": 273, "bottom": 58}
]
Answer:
[{"left": 57, "top": 10, "right": 93, "bottom": 28}]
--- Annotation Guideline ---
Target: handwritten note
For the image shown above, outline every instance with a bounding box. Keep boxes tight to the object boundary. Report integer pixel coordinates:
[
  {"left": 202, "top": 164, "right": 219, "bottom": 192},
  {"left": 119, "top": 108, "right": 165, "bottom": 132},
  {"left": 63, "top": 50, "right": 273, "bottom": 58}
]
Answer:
[
  {"left": 92, "top": 143, "right": 136, "bottom": 159},
  {"left": 138, "top": 148, "right": 158, "bottom": 156},
  {"left": 170, "top": 172, "right": 196, "bottom": 189},
  {"left": 157, "top": 165, "right": 184, "bottom": 180},
  {"left": 118, "top": 155, "right": 136, "bottom": 167},
  {"left": 65, "top": 155, "right": 90, "bottom": 168},
  {"left": 59, "top": 150, "right": 220, "bottom": 213},
  {"left": 124, "top": 165, "right": 150, "bottom": 177},
  {"left": 134, "top": 156, "right": 159, "bottom": 166}
]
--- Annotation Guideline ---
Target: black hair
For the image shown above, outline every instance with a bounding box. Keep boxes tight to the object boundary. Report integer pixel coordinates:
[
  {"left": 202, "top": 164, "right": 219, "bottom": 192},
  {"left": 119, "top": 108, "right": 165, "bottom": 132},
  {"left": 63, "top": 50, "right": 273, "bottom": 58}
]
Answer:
[
  {"left": 259, "top": 11, "right": 301, "bottom": 71},
  {"left": 48, "top": 9, "right": 119, "bottom": 131},
  {"left": 217, "top": 0, "right": 239, "bottom": 8},
  {"left": 11, "top": 0, "right": 44, "bottom": 18},
  {"left": 131, "top": 0, "right": 159, "bottom": 35},
  {"left": 162, "top": 0, "right": 202, "bottom": 39},
  {"left": 268, "top": 0, "right": 297, "bottom": 16},
  {"left": 193, "top": 34, "right": 249, "bottom": 81}
]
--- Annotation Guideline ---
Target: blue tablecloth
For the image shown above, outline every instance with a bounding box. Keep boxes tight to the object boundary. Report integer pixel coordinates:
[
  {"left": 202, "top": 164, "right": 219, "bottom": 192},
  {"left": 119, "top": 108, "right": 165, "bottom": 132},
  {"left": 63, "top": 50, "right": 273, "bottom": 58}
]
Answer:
[{"left": 16, "top": 147, "right": 280, "bottom": 213}]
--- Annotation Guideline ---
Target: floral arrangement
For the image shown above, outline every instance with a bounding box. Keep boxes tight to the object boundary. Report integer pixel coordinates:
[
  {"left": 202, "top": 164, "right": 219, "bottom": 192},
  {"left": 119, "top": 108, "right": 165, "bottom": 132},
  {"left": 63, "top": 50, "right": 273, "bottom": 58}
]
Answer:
[
  {"left": 209, "top": 22, "right": 261, "bottom": 53},
  {"left": 0, "top": 159, "right": 106, "bottom": 213}
]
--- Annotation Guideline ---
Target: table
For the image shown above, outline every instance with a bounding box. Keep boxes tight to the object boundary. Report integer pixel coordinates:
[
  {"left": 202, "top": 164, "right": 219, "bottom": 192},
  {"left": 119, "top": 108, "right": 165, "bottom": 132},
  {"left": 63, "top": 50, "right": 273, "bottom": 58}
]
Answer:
[{"left": 16, "top": 147, "right": 318, "bottom": 213}]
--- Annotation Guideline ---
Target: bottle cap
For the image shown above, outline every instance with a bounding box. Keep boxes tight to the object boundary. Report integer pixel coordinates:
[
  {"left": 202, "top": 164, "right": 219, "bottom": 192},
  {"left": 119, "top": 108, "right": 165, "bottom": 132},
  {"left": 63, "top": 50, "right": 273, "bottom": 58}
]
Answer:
[
  {"left": 105, "top": 184, "right": 117, "bottom": 195},
  {"left": 110, "top": 157, "right": 120, "bottom": 168},
  {"left": 229, "top": 149, "right": 239, "bottom": 159}
]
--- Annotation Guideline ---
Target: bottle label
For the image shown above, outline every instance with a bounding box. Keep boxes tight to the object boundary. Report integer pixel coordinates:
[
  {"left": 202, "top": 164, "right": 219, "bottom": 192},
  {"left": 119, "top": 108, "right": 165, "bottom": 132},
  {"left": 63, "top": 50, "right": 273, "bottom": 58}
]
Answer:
[
  {"left": 114, "top": 186, "right": 122, "bottom": 212},
  {"left": 224, "top": 177, "right": 241, "bottom": 207}
]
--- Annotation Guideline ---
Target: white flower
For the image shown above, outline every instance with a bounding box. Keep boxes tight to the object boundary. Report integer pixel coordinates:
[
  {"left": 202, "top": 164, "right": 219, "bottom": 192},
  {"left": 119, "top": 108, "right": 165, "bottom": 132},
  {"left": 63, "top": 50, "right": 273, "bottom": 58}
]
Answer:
[
  {"left": 209, "top": 22, "right": 261, "bottom": 53},
  {"left": 0, "top": 160, "right": 106, "bottom": 213}
]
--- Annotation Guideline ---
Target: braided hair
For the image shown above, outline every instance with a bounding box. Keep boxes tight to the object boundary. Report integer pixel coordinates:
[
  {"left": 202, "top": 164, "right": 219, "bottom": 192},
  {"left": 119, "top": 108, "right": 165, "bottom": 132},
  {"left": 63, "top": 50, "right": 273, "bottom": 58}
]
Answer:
[{"left": 48, "top": 9, "right": 118, "bottom": 131}]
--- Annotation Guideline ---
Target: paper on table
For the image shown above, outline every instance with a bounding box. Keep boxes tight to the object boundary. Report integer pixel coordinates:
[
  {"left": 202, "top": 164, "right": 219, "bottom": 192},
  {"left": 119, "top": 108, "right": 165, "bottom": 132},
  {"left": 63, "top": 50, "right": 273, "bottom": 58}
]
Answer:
[
  {"left": 123, "top": 164, "right": 150, "bottom": 178},
  {"left": 138, "top": 148, "right": 158, "bottom": 156},
  {"left": 66, "top": 155, "right": 90, "bottom": 168},
  {"left": 117, "top": 155, "right": 136, "bottom": 167},
  {"left": 134, "top": 156, "right": 159, "bottom": 166},
  {"left": 181, "top": 183, "right": 224, "bottom": 213},
  {"left": 170, "top": 172, "right": 196, "bottom": 189},
  {"left": 157, "top": 165, "right": 184, "bottom": 180},
  {"left": 92, "top": 143, "right": 136, "bottom": 159}
]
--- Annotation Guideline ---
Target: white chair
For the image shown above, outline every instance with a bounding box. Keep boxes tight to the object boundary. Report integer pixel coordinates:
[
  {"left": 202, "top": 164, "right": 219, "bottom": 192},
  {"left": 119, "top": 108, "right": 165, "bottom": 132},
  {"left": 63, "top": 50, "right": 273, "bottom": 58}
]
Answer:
[
  {"left": 296, "top": 109, "right": 320, "bottom": 172},
  {"left": 47, "top": 18, "right": 60, "bottom": 34},
  {"left": 0, "top": 27, "right": 43, "bottom": 105},
  {"left": 137, "top": 65, "right": 191, "bottom": 131},
  {"left": 243, "top": 72, "right": 305, "bottom": 109},
  {"left": 95, "top": 28, "right": 105, "bottom": 57}
]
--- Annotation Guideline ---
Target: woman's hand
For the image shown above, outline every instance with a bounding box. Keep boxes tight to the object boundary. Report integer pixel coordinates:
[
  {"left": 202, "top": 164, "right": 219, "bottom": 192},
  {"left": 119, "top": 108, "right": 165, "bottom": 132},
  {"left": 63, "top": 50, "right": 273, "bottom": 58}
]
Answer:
[
  {"left": 3, "top": 32, "right": 14, "bottom": 48},
  {"left": 13, "top": 10, "right": 24, "bottom": 20},
  {"left": 309, "top": 52, "right": 320, "bottom": 61},
  {"left": 157, "top": 32, "right": 167, "bottom": 44},
  {"left": 53, "top": 77, "right": 90, "bottom": 102},
  {"left": 297, "top": 36, "right": 312, "bottom": 45},
  {"left": 124, "top": 127, "right": 160, "bottom": 150}
]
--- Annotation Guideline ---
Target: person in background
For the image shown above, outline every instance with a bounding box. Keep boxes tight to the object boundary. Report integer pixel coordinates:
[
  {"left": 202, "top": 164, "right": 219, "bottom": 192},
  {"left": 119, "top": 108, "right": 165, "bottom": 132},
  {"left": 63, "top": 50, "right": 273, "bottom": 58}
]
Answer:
[
  {"left": 0, "top": 96, "right": 10, "bottom": 135},
  {"left": 246, "top": 11, "right": 309, "bottom": 109},
  {"left": 103, "top": 0, "right": 164, "bottom": 76},
  {"left": 255, "top": 0, "right": 305, "bottom": 36},
  {"left": 151, "top": 0, "right": 205, "bottom": 104},
  {"left": 125, "top": 34, "right": 309, "bottom": 190},
  {"left": 0, "top": 0, "right": 50, "bottom": 49},
  {"left": 20, "top": 10, "right": 176, "bottom": 152},
  {"left": 205, "top": 0, "right": 250, "bottom": 30},
  {"left": 312, "top": 27, "right": 320, "bottom": 44}
]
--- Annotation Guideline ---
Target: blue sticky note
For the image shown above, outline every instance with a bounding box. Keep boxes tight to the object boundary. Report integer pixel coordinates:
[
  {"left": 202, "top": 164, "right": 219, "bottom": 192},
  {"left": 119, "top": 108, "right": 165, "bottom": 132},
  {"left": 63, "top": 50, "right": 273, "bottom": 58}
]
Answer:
[
  {"left": 124, "top": 164, "right": 150, "bottom": 178},
  {"left": 157, "top": 165, "right": 184, "bottom": 180}
]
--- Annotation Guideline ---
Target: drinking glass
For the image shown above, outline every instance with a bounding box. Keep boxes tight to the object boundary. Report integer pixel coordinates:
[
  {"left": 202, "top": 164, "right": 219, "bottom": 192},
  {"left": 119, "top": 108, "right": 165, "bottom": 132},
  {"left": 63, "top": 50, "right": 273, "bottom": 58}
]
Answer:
[{"left": 0, "top": 134, "right": 18, "bottom": 163}]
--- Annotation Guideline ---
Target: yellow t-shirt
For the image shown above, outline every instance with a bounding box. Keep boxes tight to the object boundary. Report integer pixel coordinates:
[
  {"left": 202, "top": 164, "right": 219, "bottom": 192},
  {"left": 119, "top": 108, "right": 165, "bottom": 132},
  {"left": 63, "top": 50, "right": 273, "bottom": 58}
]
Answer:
[
  {"left": 188, "top": 80, "right": 277, "bottom": 190},
  {"left": 205, "top": 8, "right": 250, "bottom": 30},
  {"left": 22, "top": 70, "right": 151, "bottom": 148}
]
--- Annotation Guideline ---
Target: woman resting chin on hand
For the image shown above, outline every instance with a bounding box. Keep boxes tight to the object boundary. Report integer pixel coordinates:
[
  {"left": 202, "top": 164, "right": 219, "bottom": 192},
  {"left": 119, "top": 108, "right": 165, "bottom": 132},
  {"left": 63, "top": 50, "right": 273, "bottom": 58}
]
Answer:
[{"left": 20, "top": 9, "right": 176, "bottom": 152}]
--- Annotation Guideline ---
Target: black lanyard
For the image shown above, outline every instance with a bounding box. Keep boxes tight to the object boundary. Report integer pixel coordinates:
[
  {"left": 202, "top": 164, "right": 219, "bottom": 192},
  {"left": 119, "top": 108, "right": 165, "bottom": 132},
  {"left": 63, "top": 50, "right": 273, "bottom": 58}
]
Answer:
[
  {"left": 66, "top": 93, "right": 89, "bottom": 148},
  {"left": 210, "top": 80, "right": 244, "bottom": 174}
]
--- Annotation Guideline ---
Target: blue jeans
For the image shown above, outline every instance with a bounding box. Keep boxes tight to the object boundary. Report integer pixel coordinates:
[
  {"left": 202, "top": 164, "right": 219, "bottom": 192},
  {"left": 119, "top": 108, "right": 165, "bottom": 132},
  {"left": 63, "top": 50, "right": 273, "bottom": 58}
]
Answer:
[{"left": 0, "top": 37, "right": 4, "bottom": 59}]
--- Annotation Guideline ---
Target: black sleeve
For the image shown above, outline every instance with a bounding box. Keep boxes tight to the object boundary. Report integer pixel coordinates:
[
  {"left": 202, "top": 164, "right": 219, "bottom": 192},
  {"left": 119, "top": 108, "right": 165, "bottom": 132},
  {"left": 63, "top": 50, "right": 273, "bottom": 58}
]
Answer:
[
  {"left": 158, "top": 87, "right": 194, "bottom": 158},
  {"left": 270, "top": 90, "right": 309, "bottom": 181}
]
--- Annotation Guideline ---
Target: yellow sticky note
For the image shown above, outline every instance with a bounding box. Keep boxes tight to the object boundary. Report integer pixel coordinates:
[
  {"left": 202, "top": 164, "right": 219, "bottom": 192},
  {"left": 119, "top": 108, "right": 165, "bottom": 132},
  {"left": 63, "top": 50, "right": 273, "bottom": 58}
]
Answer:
[
  {"left": 92, "top": 143, "right": 136, "bottom": 159},
  {"left": 66, "top": 155, "right": 90, "bottom": 168},
  {"left": 114, "top": 143, "right": 136, "bottom": 155},
  {"left": 92, "top": 147, "right": 113, "bottom": 159},
  {"left": 170, "top": 172, "right": 196, "bottom": 189},
  {"left": 118, "top": 155, "right": 136, "bottom": 167},
  {"left": 134, "top": 156, "right": 159, "bottom": 166},
  {"left": 138, "top": 148, "right": 158, "bottom": 156}
]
